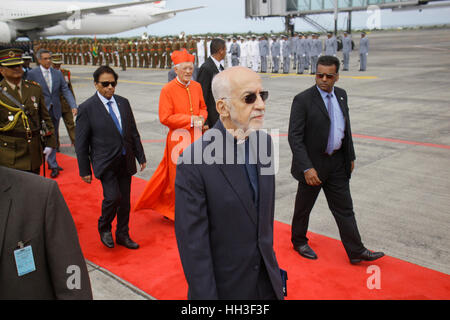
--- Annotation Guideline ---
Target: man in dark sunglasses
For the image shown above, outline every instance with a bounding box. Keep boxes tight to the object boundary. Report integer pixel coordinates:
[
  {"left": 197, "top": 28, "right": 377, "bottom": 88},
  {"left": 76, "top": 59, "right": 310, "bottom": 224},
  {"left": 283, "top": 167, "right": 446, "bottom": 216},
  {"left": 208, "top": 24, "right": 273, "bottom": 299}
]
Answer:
[
  {"left": 288, "top": 55, "right": 384, "bottom": 264},
  {"left": 175, "top": 67, "right": 284, "bottom": 300},
  {"left": 75, "top": 66, "right": 146, "bottom": 250}
]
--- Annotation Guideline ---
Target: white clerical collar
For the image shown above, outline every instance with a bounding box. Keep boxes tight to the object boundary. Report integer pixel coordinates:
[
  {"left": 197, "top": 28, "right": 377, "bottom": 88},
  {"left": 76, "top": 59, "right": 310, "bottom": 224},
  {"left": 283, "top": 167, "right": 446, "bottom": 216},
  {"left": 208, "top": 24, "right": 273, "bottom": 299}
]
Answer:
[{"left": 176, "top": 76, "right": 190, "bottom": 88}]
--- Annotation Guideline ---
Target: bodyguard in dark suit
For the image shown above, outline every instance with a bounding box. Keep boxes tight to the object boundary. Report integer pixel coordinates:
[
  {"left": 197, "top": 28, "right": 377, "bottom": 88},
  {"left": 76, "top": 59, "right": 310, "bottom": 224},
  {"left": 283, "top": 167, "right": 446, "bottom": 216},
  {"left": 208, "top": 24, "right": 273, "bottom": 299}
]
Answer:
[
  {"left": 288, "top": 55, "right": 384, "bottom": 264},
  {"left": 0, "top": 166, "right": 92, "bottom": 299},
  {"left": 26, "top": 49, "right": 77, "bottom": 178},
  {"left": 75, "top": 66, "right": 146, "bottom": 250},
  {"left": 175, "top": 66, "right": 283, "bottom": 300},
  {"left": 197, "top": 38, "right": 227, "bottom": 128}
]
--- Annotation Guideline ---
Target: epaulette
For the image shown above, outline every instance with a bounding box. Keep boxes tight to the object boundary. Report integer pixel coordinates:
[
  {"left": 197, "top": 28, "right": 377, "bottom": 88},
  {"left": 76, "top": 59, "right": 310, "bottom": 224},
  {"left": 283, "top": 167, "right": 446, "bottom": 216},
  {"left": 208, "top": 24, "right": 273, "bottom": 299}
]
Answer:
[{"left": 25, "top": 80, "right": 41, "bottom": 87}]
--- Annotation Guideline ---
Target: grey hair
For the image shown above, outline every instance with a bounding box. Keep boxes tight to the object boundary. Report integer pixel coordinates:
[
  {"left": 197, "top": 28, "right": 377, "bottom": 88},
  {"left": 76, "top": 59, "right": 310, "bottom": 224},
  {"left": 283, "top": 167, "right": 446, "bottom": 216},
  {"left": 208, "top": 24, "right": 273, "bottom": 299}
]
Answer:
[
  {"left": 211, "top": 71, "right": 231, "bottom": 103},
  {"left": 36, "top": 49, "right": 51, "bottom": 60}
]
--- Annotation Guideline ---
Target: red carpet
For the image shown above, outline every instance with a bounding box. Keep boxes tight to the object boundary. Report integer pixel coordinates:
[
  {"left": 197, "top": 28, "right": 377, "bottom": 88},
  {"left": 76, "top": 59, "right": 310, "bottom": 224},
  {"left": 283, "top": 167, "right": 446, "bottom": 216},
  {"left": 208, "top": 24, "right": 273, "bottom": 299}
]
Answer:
[{"left": 49, "top": 153, "right": 450, "bottom": 300}]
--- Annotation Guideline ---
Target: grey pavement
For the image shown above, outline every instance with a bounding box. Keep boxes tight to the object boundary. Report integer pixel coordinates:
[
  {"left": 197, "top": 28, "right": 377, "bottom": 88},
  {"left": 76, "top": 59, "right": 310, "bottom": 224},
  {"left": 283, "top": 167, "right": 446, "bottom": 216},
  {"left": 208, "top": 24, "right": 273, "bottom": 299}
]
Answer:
[{"left": 57, "top": 28, "right": 450, "bottom": 299}]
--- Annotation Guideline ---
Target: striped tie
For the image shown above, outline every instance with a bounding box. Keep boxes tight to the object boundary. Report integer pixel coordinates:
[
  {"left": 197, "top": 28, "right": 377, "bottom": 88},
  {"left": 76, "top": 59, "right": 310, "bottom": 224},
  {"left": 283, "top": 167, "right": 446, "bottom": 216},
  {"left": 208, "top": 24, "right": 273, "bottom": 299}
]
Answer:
[
  {"left": 43, "top": 69, "right": 52, "bottom": 92},
  {"left": 326, "top": 94, "right": 335, "bottom": 155}
]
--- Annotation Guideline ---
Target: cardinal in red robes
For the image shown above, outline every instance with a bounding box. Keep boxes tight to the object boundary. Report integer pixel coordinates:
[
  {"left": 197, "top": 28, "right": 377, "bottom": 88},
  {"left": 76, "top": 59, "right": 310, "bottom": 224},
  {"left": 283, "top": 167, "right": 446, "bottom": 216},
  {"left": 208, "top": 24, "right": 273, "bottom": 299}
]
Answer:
[{"left": 134, "top": 49, "right": 208, "bottom": 220}]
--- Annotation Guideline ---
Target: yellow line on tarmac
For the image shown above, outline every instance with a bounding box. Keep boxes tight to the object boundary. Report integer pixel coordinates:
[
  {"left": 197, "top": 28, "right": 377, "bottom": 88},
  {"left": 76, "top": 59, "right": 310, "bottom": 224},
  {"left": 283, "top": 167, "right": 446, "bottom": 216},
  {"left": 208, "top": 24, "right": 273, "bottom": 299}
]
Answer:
[{"left": 71, "top": 76, "right": 165, "bottom": 86}]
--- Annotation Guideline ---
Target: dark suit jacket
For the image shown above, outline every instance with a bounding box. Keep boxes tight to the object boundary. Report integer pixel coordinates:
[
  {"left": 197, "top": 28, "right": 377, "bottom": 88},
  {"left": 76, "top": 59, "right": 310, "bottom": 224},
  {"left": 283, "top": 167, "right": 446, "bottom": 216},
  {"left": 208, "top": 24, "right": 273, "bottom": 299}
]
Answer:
[
  {"left": 0, "top": 166, "right": 92, "bottom": 299},
  {"left": 288, "top": 85, "right": 356, "bottom": 182},
  {"left": 75, "top": 93, "right": 146, "bottom": 179},
  {"left": 197, "top": 57, "right": 220, "bottom": 127},
  {"left": 26, "top": 67, "right": 77, "bottom": 119},
  {"left": 175, "top": 120, "right": 284, "bottom": 300}
]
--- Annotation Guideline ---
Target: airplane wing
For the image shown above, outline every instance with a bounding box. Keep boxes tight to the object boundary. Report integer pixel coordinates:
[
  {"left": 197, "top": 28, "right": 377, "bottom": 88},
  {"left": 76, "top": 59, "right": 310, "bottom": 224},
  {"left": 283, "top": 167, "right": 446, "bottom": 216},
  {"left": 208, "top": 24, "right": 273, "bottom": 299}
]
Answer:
[
  {"left": 9, "top": 0, "right": 160, "bottom": 27},
  {"left": 152, "top": 6, "right": 206, "bottom": 17}
]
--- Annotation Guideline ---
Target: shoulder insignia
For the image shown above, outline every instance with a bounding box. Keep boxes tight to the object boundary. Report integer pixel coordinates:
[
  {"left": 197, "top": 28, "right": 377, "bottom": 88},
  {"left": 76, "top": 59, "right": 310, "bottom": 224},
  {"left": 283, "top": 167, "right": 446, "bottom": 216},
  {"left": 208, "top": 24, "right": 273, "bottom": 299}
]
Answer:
[{"left": 25, "top": 80, "right": 41, "bottom": 87}]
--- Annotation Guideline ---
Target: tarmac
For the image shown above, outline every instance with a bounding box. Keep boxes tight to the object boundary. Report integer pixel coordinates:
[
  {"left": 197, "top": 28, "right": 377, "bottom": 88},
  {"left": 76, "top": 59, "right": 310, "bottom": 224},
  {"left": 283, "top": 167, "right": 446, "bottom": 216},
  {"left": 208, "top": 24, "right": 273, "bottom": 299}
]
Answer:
[{"left": 55, "top": 28, "right": 450, "bottom": 299}]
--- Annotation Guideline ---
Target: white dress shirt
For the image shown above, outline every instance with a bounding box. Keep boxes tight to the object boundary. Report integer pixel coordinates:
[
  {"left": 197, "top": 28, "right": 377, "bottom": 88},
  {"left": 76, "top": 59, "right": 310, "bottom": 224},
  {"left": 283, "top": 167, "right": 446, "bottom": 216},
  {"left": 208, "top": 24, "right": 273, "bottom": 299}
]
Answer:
[{"left": 97, "top": 91, "right": 122, "bottom": 130}]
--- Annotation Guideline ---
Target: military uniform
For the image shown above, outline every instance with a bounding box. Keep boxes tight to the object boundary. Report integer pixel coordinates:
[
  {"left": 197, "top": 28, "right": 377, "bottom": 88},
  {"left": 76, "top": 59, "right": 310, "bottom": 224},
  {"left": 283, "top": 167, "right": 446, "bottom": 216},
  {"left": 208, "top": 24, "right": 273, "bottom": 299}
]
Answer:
[
  {"left": 165, "top": 39, "right": 173, "bottom": 69},
  {"left": 119, "top": 41, "right": 127, "bottom": 71},
  {"left": 52, "top": 54, "right": 75, "bottom": 147},
  {"left": 158, "top": 40, "right": 166, "bottom": 69},
  {"left": 359, "top": 32, "right": 369, "bottom": 71},
  {"left": 0, "top": 49, "right": 57, "bottom": 173}
]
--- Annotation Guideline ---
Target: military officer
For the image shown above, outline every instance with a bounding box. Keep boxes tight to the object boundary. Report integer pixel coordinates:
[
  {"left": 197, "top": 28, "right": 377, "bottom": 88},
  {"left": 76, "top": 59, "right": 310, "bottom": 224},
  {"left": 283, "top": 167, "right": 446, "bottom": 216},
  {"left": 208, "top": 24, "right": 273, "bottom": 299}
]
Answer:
[
  {"left": 270, "top": 35, "right": 280, "bottom": 73},
  {"left": 166, "top": 38, "right": 173, "bottom": 69},
  {"left": 259, "top": 35, "right": 269, "bottom": 73},
  {"left": 230, "top": 37, "right": 241, "bottom": 67},
  {"left": 310, "top": 33, "right": 322, "bottom": 74},
  {"left": 324, "top": 32, "right": 337, "bottom": 56},
  {"left": 0, "top": 48, "right": 57, "bottom": 174},
  {"left": 342, "top": 31, "right": 352, "bottom": 71},
  {"left": 359, "top": 32, "right": 369, "bottom": 71},
  {"left": 119, "top": 41, "right": 127, "bottom": 71},
  {"left": 282, "top": 35, "right": 291, "bottom": 74},
  {"left": 51, "top": 54, "right": 75, "bottom": 148}
]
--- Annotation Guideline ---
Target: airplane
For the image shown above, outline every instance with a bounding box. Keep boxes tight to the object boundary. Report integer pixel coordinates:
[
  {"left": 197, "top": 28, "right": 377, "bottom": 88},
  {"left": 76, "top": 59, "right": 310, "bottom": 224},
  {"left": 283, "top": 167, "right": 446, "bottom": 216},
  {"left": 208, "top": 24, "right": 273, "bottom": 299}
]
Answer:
[{"left": 0, "top": 0, "right": 205, "bottom": 42}]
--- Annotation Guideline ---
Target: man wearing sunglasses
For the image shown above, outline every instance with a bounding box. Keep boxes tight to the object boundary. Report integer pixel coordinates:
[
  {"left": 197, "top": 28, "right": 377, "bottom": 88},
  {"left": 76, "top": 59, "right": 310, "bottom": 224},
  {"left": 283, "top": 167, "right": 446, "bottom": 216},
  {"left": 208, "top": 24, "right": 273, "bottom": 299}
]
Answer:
[
  {"left": 75, "top": 66, "right": 146, "bottom": 250},
  {"left": 175, "top": 66, "right": 284, "bottom": 300},
  {"left": 288, "top": 55, "right": 384, "bottom": 264}
]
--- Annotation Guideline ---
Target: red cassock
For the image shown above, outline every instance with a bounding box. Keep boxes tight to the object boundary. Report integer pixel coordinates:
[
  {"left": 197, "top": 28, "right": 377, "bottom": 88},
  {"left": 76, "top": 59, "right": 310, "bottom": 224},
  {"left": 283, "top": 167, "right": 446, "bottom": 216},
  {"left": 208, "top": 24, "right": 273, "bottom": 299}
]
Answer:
[{"left": 134, "top": 78, "right": 208, "bottom": 220}]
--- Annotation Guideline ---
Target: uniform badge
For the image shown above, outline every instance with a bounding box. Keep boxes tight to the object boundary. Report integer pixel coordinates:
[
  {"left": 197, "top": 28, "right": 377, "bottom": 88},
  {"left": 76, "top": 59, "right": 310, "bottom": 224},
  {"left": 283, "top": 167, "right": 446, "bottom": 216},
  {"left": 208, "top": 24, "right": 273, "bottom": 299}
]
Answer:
[{"left": 31, "top": 96, "right": 38, "bottom": 109}]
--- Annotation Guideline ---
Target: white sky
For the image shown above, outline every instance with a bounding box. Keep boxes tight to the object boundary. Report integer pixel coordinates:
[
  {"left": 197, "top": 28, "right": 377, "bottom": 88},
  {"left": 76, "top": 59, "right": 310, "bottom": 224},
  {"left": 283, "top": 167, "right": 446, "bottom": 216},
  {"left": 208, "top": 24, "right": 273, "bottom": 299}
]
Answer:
[{"left": 23, "top": 0, "right": 450, "bottom": 37}]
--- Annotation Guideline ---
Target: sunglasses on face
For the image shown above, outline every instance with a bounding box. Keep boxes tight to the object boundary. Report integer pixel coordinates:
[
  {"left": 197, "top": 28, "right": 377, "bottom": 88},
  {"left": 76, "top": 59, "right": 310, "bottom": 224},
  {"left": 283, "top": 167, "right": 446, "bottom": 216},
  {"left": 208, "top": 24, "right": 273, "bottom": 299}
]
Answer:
[
  {"left": 99, "top": 81, "right": 117, "bottom": 88},
  {"left": 243, "top": 91, "right": 269, "bottom": 104},
  {"left": 316, "top": 73, "right": 337, "bottom": 80}
]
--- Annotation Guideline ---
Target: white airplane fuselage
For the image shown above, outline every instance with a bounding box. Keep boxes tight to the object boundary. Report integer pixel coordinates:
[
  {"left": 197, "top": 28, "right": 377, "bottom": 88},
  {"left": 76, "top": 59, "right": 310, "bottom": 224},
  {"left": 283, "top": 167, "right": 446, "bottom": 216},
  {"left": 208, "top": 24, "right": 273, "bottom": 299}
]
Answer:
[{"left": 0, "top": 1, "right": 174, "bottom": 40}]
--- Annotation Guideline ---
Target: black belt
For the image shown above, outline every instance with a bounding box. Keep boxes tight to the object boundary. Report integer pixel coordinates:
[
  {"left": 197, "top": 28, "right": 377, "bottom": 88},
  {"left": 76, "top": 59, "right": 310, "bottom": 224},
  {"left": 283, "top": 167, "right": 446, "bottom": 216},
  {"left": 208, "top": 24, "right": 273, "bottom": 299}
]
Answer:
[{"left": 1, "top": 130, "right": 40, "bottom": 139}]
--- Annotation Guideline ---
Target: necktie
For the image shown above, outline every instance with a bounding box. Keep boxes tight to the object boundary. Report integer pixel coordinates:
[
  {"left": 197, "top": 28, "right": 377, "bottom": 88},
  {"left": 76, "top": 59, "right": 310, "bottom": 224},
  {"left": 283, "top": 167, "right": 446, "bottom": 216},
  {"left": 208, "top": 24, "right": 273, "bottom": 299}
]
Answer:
[
  {"left": 107, "top": 101, "right": 126, "bottom": 155},
  {"left": 244, "top": 143, "right": 259, "bottom": 206},
  {"left": 107, "top": 101, "right": 122, "bottom": 135},
  {"left": 13, "top": 85, "right": 21, "bottom": 100},
  {"left": 44, "top": 69, "right": 52, "bottom": 92},
  {"left": 326, "top": 94, "right": 335, "bottom": 155},
  {"left": 219, "top": 64, "right": 224, "bottom": 71}
]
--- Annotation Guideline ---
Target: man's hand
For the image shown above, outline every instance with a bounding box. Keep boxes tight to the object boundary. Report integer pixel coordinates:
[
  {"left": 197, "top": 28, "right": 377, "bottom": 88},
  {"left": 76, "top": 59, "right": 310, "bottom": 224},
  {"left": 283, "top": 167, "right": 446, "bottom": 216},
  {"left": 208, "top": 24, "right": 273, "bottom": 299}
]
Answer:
[
  {"left": 192, "top": 115, "right": 204, "bottom": 128},
  {"left": 304, "top": 168, "right": 322, "bottom": 186},
  {"left": 43, "top": 147, "right": 53, "bottom": 162},
  {"left": 140, "top": 162, "right": 147, "bottom": 172},
  {"left": 72, "top": 108, "right": 78, "bottom": 117},
  {"left": 351, "top": 161, "right": 355, "bottom": 173},
  {"left": 81, "top": 175, "right": 92, "bottom": 184}
]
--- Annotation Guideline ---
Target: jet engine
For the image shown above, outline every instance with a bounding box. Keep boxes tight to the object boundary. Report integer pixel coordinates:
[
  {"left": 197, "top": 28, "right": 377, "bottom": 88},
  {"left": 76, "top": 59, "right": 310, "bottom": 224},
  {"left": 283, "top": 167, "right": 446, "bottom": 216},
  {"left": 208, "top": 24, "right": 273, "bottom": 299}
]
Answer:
[{"left": 0, "top": 22, "right": 17, "bottom": 42}]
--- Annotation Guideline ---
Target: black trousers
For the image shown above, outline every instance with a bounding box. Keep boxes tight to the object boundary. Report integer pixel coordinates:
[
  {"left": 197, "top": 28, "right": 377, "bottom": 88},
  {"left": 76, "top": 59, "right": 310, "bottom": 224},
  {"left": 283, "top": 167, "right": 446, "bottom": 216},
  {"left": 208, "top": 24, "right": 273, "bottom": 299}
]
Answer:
[
  {"left": 98, "top": 155, "right": 132, "bottom": 239},
  {"left": 291, "top": 149, "right": 365, "bottom": 258}
]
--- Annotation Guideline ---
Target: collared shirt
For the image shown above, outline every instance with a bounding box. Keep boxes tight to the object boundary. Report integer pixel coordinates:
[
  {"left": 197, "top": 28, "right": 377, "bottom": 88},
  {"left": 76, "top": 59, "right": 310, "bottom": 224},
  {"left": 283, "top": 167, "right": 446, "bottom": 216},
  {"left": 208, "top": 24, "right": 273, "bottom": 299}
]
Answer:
[
  {"left": 40, "top": 65, "right": 52, "bottom": 91},
  {"left": 316, "top": 85, "right": 345, "bottom": 152},
  {"left": 211, "top": 55, "right": 224, "bottom": 72},
  {"left": 97, "top": 91, "right": 122, "bottom": 130},
  {"left": 5, "top": 79, "right": 22, "bottom": 98}
]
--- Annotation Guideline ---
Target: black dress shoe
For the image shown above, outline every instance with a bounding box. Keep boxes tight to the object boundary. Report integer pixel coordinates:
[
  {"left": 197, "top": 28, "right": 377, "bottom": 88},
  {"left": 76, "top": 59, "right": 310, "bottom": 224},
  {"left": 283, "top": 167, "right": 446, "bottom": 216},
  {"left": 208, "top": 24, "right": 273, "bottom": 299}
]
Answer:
[
  {"left": 350, "top": 249, "right": 384, "bottom": 264},
  {"left": 48, "top": 165, "right": 63, "bottom": 171},
  {"left": 100, "top": 231, "right": 114, "bottom": 248},
  {"left": 50, "top": 168, "right": 59, "bottom": 178},
  {"left": 294, "top": 244, "right": 318, "bottom": 260},
  {"left": 116, "top": 237, "right": 139, "bottom": 249}
]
